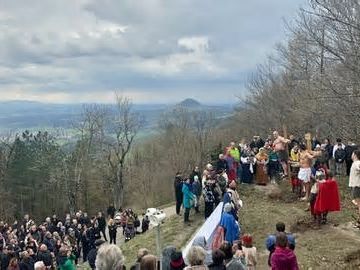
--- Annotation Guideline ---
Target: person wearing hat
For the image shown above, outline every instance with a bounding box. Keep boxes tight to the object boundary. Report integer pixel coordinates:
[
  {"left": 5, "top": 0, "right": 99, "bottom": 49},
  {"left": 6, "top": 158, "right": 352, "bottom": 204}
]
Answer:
[
  {"left": 87, "top": 239, "right": 106, "bottom": 270},
  {"left": 241, "top": 234, "right": 257, "bottom": 270},
  {"left": 219, "top": 203, "right": 239, "bottom": 244},
  {"left": 170, "top": 250, "right": 186, "bottom": 270}
]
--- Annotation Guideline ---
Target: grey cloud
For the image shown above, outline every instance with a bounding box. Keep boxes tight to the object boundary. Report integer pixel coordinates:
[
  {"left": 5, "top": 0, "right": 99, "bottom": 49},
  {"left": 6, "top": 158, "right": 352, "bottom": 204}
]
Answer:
[{"left": 0, "top": 0, "right": 305, "bottom": 103}]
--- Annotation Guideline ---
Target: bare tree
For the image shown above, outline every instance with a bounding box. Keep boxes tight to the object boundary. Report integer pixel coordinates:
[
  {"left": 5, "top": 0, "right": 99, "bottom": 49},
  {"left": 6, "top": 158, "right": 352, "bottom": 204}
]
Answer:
[
  {"left": 65, "top": 104, "right": 109, "bottom": 213},
  {"left": 105, "top": 94, "right": 142, "bottom": 209}
]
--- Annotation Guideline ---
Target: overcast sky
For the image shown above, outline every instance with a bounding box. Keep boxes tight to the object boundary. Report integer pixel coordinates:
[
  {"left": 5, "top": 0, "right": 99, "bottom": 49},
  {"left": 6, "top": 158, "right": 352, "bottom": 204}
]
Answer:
[{"left": 0, "top": 0, "right": 305, "bottom": 104}]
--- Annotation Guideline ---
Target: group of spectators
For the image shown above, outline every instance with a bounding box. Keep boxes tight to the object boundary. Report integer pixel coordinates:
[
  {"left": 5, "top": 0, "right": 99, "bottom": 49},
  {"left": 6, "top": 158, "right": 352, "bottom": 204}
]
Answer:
[
  {"left": 170, "top": 136, "right": 302, "bottom": 269},
  {"left": 0, "top": 211, "right": 102, "bottom": 270},
  {"left": 0, "top": 207, "right": 151, "bottom": 270},
  {"left": 171, "top": 131, "right": 360, "bottom": 269}
]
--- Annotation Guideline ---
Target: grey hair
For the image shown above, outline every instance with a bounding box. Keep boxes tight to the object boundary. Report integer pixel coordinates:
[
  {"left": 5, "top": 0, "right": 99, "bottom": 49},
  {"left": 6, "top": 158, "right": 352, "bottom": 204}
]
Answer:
[
  {"left": 34, "top": 261, "right": 45, "bottom": 270},
  {"left": 95, "top": 244, "right": 125, "bottom": 270}
]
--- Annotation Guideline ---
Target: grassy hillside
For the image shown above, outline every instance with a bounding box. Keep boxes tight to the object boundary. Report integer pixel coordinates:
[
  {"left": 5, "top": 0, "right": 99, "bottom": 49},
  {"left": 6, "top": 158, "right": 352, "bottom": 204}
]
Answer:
[{"left": 239, "top": 178, "right": 360, "bottom": 269}]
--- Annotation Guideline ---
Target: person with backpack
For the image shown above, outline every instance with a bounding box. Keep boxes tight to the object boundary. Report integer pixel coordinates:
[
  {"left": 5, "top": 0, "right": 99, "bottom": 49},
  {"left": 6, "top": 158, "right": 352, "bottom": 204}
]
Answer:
[{"left": 333, "top": 139, "right": 346, "bottom": 176}]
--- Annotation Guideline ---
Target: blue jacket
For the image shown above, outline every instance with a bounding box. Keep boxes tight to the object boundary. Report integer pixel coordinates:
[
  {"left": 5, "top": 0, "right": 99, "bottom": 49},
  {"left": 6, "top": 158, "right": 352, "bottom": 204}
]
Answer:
[
  {"left": 220, "top": 212, "right": 240, "bottom": 244},
  {"left": 266, "top": 233, "right": 296, "bottom": 251},
  {"left": 223, "top": 192, "right": 238, "bottom": 220},
  {"left": 182, "top": 183, "right": 195, "bottom": 209}
]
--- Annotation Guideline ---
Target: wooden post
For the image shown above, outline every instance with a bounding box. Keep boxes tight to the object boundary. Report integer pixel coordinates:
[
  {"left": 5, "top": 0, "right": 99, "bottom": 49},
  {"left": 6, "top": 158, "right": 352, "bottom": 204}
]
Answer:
[
  {"left": 305, "top": 133, "right": 312, "bottom": 151},
  {"left": 282, "top": 124, "right": 291, "bottom": 179}
]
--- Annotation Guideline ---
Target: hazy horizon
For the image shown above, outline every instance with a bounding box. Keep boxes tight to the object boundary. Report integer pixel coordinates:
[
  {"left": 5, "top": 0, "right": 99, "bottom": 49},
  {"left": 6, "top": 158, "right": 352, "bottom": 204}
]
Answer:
[{"left": 0, "top": 98, "right": 236, "bottom": 106}]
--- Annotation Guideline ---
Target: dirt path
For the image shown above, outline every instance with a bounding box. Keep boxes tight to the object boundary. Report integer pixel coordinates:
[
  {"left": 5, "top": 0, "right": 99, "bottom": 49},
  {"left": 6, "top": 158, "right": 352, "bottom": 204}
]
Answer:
[{"left": 112, "top": 204, "right": 177, "bottom": 246}]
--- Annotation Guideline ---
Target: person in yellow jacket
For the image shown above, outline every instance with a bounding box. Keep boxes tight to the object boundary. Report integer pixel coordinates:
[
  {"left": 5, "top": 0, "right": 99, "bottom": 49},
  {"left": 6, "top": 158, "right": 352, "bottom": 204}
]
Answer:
[
  {"left": 290, "top": 145, "right": 300, "bottom": 162},
  {"left": 229, "top": 142, "right": 240, "bottom": 162},
  {"left": 229, "top": 142, "right": 241, "bottom": 180}
]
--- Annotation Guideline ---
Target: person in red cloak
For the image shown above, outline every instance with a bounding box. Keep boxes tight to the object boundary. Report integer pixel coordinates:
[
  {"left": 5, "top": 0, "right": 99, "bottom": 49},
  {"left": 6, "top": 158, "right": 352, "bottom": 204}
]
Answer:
[{"left": 314, "top": 171, "right": 341, "bottom": 225}]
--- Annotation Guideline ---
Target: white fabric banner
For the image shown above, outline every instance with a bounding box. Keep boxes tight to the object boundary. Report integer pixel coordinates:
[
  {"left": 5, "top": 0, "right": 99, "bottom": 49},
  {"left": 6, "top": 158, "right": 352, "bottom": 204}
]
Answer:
[{"left": 182, "top": 202, "right": 224, "bottom": 258}]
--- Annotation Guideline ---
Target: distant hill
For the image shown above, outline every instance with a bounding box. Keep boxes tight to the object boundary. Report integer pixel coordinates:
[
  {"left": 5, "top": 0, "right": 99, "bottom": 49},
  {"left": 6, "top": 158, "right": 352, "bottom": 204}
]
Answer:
[
  {"left": 0, "top": 100, "right": 234, "bottom": 137},
  {"left": 177, "top": 98, "right": 201, "bottom": 108}
]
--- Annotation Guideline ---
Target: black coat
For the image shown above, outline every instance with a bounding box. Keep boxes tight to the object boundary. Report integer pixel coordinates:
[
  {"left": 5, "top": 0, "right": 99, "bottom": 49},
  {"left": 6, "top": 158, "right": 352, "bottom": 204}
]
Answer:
[
  {"left": 0, "top": 252, "right": 10, "bottom": 270},
  {"left": 189, "top": 170, "right": 201, "bottom": 182},
  {"left": 86, "top": 228, "right": 96, "bottom": 248},
  {"left": 108, "top": 224, "right": 117, "bottom": 238},
  {"left": 43, "top": 237, "right": 55, "bottom": 253},
  {"left": 97, "top": 217, "right": 106, "bottom": 230},
  {"left": 216, "top": 159, "right": 228, "bottom": 173},
  {"left": 174, "top": 177, "right": 183, "bottom": 202},
  {"left": 107, "top": 206, "right": 116, "bottom": 218},
  {"left": 87, "top": 248, "right": 97, "bottom": 269},
  {"left": 37, "top": 250, "right": 53, "bottom": 267},
  {"left": 345, "top": 145, "right": 358, "bottom": 162},
  {"left": 324, "top": 144, "right": 333, "bottom": 160},
  {"left": 19, "top": 257, "right": 34, "bottom": 270},
  {"left": 250, "top": 138, "right": 265, "bottom": 150},
  {"left": 141, "top": 218, "right": 150, "bottom": 233}
]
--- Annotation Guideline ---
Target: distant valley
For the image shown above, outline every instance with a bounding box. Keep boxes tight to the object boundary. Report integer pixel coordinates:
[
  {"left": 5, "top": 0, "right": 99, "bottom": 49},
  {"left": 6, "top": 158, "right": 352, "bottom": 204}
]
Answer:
[{"left": 0, "top": 99, "right": 234, "bottom": 139}]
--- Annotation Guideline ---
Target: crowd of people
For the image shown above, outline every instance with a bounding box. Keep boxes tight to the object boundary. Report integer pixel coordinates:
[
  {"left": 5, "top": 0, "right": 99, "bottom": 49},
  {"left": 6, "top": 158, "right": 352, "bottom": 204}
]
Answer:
[
  {"left": 1, "top": 130, "right": 359, "bottom": 270},
  {"left": 170, "top": 131, "right": 360, "bottom": 269},
  {"left": 0, "top": 207, "right": 150, "bottom": 270}
]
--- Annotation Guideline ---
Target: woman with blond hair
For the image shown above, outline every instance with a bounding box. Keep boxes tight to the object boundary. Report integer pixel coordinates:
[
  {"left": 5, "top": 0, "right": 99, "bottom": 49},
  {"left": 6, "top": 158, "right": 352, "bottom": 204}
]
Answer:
[
  {"left": 108, "top": 219, "right": 117, "bottom": 244},
  {"left": 185, "top": 246, "right": 208, "bottom": 270}
]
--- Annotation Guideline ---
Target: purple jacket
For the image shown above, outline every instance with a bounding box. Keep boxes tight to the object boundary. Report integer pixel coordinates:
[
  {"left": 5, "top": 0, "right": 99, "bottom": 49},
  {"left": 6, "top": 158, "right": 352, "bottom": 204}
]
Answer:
[{"left": 271, "top": 247, "right": 299, "bottom": 270}]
